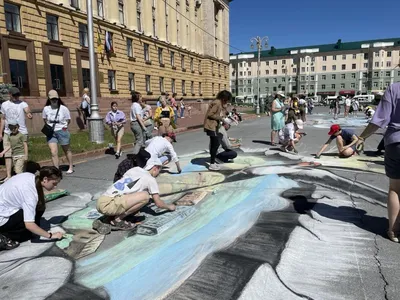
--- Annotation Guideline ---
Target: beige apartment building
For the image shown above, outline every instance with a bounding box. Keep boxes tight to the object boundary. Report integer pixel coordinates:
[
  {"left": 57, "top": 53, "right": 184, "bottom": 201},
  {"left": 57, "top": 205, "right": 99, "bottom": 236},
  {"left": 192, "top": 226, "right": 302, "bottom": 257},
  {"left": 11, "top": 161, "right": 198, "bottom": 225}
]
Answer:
[
  {"left": 0, "top": 0, "right": 230, "bottom": 105},
  {"left": 230, "top": 38, "right": 400, "bottom": 100}
]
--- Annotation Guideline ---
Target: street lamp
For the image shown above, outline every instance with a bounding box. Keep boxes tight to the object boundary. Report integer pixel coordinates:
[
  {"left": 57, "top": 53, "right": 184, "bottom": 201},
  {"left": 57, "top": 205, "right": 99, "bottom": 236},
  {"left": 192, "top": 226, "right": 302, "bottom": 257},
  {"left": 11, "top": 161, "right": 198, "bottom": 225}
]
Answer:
[
  {"left": 250, "top": 36, "right": 268, "bottom": 115},
  {"left": 86, "top": 0, "right": 104, "bottom": 143}
]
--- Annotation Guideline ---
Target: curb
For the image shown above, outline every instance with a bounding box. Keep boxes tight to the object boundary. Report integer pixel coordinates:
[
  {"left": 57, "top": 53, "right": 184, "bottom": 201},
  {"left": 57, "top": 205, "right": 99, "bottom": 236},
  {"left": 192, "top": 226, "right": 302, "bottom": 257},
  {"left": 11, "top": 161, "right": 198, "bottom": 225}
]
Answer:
[{"left": 0, "top": 114, "right": 259, "bottom": 175}]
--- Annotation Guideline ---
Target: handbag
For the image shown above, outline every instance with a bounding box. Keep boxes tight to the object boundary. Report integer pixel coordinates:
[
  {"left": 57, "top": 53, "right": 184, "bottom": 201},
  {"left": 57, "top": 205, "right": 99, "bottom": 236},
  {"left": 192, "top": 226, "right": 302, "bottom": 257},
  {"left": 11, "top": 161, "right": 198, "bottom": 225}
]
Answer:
[{"left": 41, "top": 105, "right": 61, "bottom": 138}]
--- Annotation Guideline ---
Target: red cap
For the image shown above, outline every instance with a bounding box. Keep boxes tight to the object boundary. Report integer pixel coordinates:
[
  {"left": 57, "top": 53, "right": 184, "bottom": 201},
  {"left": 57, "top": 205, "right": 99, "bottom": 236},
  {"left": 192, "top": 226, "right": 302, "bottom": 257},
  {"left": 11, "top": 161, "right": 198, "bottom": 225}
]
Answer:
[{"left": 328, "top": 124, "right": 341, "bottom": 135}]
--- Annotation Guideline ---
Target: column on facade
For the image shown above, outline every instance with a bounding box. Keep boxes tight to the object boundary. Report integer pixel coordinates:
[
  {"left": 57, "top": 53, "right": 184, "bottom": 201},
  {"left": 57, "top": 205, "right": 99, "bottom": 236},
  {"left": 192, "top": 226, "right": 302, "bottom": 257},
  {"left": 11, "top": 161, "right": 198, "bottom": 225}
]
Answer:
[
  {"left": 391, "top": 69, "right": 395, "bottom": 84},
  {"left": 222, "top": 6, "right": 229, "bottom": 62},
  {"left": 314, "top": 74, "right": 318, "bottom": 96},
  {"left": 359, "top": 71, "right": 363, "bottom": 93}
]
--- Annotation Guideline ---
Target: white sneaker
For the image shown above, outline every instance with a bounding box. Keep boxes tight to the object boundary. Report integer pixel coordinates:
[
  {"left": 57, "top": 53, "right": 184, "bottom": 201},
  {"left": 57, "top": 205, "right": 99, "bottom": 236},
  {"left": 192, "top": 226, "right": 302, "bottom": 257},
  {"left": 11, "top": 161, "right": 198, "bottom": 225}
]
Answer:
[{"left": 208, "top": 163, "right": 221, "bottom": 171}]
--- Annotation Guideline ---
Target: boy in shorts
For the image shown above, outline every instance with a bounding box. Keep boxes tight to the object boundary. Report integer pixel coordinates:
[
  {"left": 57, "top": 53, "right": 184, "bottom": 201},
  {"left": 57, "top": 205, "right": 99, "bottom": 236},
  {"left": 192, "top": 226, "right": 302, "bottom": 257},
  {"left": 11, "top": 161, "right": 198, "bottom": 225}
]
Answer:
[
  {"left": 0, "top": 120, "right": 28, "bottom": 177},
  {"left": 94, "top": 157, "right": 175, "bottom": 233}
]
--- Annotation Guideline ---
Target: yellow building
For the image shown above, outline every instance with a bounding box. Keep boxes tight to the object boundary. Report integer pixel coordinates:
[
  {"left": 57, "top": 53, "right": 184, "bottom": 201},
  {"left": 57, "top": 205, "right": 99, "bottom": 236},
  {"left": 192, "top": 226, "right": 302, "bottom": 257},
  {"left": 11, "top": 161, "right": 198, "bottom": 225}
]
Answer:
[{"left": 0, "top": 0, "right": 230, "bottom": 103}]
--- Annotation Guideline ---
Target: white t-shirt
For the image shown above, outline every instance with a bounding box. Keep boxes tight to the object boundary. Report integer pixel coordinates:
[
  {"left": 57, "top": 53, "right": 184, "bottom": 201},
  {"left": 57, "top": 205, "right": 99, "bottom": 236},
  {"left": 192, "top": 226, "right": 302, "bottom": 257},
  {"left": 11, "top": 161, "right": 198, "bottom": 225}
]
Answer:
[
  {"left": 1, "top": 100, "right": 29, "bottom": 135},
  {"left": 0, "top": 173, "right": 38, "bottom": 226},
  {"left": 345, "top": 98, "right": 352, "bottom": 106},
  {"left": 42, "top": 105, "right": 71, "bottom": 131},
  {"left": 130, "top": 103, "right": 143, "bottom": 121},
  {"left": 103, "top": 167, "right": 159, "bottom": 197},
  {"left": 145, "top": 136, "right": 179, "bottom": 163},
  {"left": 279, "top": 123, "right": 296, "bottom": 144}
]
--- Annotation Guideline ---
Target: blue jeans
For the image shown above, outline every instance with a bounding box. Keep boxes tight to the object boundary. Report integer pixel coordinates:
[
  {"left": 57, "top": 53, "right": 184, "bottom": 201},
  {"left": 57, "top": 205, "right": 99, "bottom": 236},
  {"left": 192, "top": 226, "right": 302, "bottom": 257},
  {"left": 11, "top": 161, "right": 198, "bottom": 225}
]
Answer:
[
  {"left": 180, "top": 108, "right": 185, "bottom": 118},
  {"left": 174, "top": 109, "right": 178, "bottom": 124},
  {"left": 47, "top": 129, "right": 70, "bottom": 145}
]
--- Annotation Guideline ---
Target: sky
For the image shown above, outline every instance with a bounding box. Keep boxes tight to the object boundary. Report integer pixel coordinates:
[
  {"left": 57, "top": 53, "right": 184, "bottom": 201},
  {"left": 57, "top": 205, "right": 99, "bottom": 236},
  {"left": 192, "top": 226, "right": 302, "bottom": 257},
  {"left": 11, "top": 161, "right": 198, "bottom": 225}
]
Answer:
[{"left": 229, "top": 0, "right": 400, "bottom": 54}]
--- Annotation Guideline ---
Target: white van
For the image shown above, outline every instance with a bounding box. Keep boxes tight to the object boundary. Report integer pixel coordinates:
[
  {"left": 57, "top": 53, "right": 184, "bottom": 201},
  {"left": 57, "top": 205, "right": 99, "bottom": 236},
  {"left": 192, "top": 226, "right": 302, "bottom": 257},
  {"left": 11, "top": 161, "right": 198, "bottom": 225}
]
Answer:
[{"left": 353, "top": 95, "right": 374, "bottom": 104}]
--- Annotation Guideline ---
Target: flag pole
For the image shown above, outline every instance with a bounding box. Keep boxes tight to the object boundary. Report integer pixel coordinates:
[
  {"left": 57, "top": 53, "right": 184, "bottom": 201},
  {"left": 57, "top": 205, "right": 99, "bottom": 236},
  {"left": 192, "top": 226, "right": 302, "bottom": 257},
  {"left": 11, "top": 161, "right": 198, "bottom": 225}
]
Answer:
[{"left": 87, "top": 0, "right": 104, "bottom": 143}]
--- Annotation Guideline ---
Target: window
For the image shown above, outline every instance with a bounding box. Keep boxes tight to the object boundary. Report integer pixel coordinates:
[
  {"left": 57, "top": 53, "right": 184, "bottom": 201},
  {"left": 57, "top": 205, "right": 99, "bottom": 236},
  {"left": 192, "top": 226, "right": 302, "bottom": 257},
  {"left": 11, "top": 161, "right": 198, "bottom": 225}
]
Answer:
[
  {"left": 333, "top": 55, "right": 337, "bottom": 60},
  {"left": 145, "top": 75, "right": 151, "bottom": 92},
  {"left": 363, "top": 72, "right": 368, "bottom": 78},
  {"left": 46, "top": 15, "right": 59, "bottom": 41},
  {"left": 158, "top": 48, "right": 163, "bottom": 64},
  {"left": 171, "top": 78, "right": 176, "bottom": 93},
  {"left": 351, "top": 73, "right": 356, "bottom": 79},
  {"left": 190, "top": 58, "right": 194, "bottom": 71},
  {"left": 387, "top": 61, "right": 392, "bottom": 67},
  {"left": 352, "top": 63, "right": 356, "bottom": 69},
  {"left": 282, "top": 77, "right": 286, "bottom": 82},
  {"left": 248, "top": 71, "right": 252, "bottom": 76},
  {"left": 128, "top": 73, "right": 135, "bottom": 91},
  {"left": 266, "top": 61, "right": 269, "bottom": 66},
  {"left": 374, "top": 71, "right": 379, "bottom": 77},
  {"left": 265, "top": 70, "right": 269, "bottom": 75},
  {"left": 332, "top": 65, "right": 336, "bottom": 71},
  {"left": 239, "top": 63, "right": 243, "bottom": 67},
  {"left": 375, "top": 52, "right": 379, "bottom": 57},
  {"left": 136, "top": 0, "right": 142, "bottom": 32},
  {"left": 387, "top": 51, "right": 392, "bottom": 57},
  {"left": 282, "top": 69, "right": 287, "bottom": 74},
  {"left": 352, "top": 54, "right": 357, "bottom": 59},
  {"left": 170, "top": 52, "right": 175, "bottom": 67},
  {"left": 198, "top": 60, "right": 202, "bottom": 73},
  {"left": 247, "top": 88, "right": 251, "bottom": 93},
  {"left": 301, "top": 67, "right": 305, "bottom": 72},
  {"left": 341, "top": 74, "right": 345, "bottom": 79},
  {"left": 127, "top": 38, "right": 133, "bottom": 57},
  {"left": 301, "top": 76, "right": 305, "bottom": 81},
  {"left": 386, "top": 82, "right": 390, "bottom": 87},
  {"left": 331, "top": 84, "right": 336, "bottom": 89},
  {"left": 199, "top": 82, "right": 202, "bottom": 94},
  {"left": 212, "top": 83, "right": 215, "bottom": 95},
  {"left": 239, "top": 71, "right": 243, "bottom": 76},
  {"left": 159, "top": 77, "right": 164, "bottom": 92},
  {"left": 332, "top": 74, "right": 336, "bottom": 80},
  {"left": 310, "top": 85, "right": 314, "bottom": 90},
  {"left": 311, "top": 67, "right": 315, "bottom": 72},
  {"left": 321, "top": 84, "right": 326, "bottom": 90},
  {"left": 351, "top": 83, "right": 355, "bottom": 88},
  {"left": 218, "top": 64, "right": 221, "bottom": 75},
  {"left": 247, "top": 79, "right": 251, "bottom": 84},
  {"left": 322, "top": 75, "right": 326, "bottom": 80},
  {"left": 323, "top": 56, "right": 327, "bottom": 61},
  {"left": 301, "top": 58, "right": 305, "bottom": 63},
  {"left": 322, "top": 66, "right": 327, "bottom": 71},
  {"left": 97, "top": 0, "right": 104, "bottom": 17},
  {"left": 70, "top": 0, "right": 79, "bottom": 8},
  {"left": 274, "top": 61, "right": 277, "bottom": 65},
  {"left": 108, "top": 70, "right": 116, "bottom": 90},
  {"left": 342, "top": 64, "right": 346, "bottom": 70},
  {"left": 341, "top": 83, "right": 345, "bottom": 89},
  {"left": 364, "top": 53, "right": 369, "bottom": 60},
  {"left": 373, "top": 82, "right": 378, "bottom": 87},
  {"left": 386, "top": 71, "right": 391, "bottom": 77},
  {"left": 301, "top": 85, "right": 305, "bottom": 90},
  {"left": 362, "top": 83, "right": 366, "bottom": 88},
  {"left": 273, "top": 78, "right": 277, "bottom": 83},
  {"left": 282, "top": 60, "right": 286, "bottom": 64},
  {"left": 273, "top": 87, "right": 277, "bottom": 92},
  {"left": 342, "top": 55, "right": 346, "bottom": 60},
  {"left": 79, "top": 23, "right": 88, "bottom": 47},
  {"left": 144, "top": 43, "right": 150, "bottom": 62},
  {"left": 182, "top": 80, "right": 186, "bottom": 94},
  {"left": 5, "top": 3, "right": 21, "bottom": 32},
  {"left": 118, "top": 0, "right": 125, "bottom": 25},
  {"left": 265, "top": 78, "right": 269, "bottom": 83},
  {"left": 293, "top": 68, "right": 297, "bottom": 73},
  {"left": 364, "top": 63, "right": 368, "bottom": 68}
]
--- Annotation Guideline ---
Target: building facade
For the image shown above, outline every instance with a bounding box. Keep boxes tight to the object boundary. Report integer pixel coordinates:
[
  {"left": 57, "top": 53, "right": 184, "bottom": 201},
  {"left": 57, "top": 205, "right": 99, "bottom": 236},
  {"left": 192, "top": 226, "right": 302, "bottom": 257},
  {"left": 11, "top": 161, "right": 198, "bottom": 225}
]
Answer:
[
  {"left": 230, "top": 38, "right": 400, "bottom": 99},
  {"left": 0, "top": 0, "right": 230, "bottom": 103}
]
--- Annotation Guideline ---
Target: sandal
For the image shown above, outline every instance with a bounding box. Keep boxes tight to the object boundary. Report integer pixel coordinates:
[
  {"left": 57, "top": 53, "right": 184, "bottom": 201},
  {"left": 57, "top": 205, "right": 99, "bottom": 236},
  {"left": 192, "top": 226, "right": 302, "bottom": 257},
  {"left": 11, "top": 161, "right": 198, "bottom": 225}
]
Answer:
[
  {"left": 0, "top": 234, "right": 20, "bottom": 251},
  {"left": 66, "top": 169, "right": 74, "bottom": 174},
  {"left": 110, "top": 219, "right": 136, "bottom": 231},
  {"left": 92, "top": 219, "right": 112, "bottom": 235}
]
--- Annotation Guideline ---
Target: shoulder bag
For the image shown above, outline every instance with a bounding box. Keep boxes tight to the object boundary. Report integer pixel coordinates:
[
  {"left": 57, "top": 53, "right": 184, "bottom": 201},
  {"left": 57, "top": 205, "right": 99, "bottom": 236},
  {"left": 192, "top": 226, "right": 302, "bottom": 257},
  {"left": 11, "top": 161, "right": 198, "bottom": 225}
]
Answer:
[{"left": 41, "top": 106, "right": 61, "bottom": 138}]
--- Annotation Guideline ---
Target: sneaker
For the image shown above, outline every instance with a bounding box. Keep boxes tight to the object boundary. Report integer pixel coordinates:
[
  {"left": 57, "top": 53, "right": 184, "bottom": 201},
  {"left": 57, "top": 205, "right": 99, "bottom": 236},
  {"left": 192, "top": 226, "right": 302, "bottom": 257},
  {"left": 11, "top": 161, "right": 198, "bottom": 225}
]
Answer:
[
  {"left": 115, "top": 151, "right": 121, "bottom": 159},
  {"left": 208, "top": 163, "right": 221, "bottom": 171}
]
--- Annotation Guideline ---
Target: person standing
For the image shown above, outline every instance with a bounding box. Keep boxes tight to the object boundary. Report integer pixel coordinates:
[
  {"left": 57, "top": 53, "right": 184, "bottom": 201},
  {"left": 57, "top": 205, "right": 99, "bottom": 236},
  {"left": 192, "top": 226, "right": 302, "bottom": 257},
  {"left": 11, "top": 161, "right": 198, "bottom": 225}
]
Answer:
[
  {"left": 105, "top": 102, "right": 126, "bottom": 159},
  {"left": 344, "top": 95, "right": 351, "bottom": 118},
  {"left": 0, "top": 166, "right": 64, "bottom": 250},
  {"left": 351, "top": 98, "right": 360, "bottom": 117},
  {"left": 42, "top": 90, "right": 74, "bottom": 174},
  {"left": 298, "top": 95, "right": 307, "bottom": 122},
  {"left": 356, "top": 83, "right": 400, "bottom": 242},
  {"left": 179, "top": 98, "right": 185, "bottom": 118},
  {"left": 333, "top": 97, "right": 340, "bottom": 120},
  {"left": 170, "top": 93, "right": 178, "bottom": 124},
  {"left": 0, "top": 120, "right": 28, "bottom": 175},
  {"left": 270, "top": 93, "right": 286, "bottom": 146},
  {"left": 141, "top": 98, "right": 154, "bottom": 140},
  {"left": 130, "top": 91, "right": 147, "bottom": 155},
  {"left": 154, "top": 98, "right": 176, "bottom": 135},
  {"left": 79, "top": 88, "right": 91, "bottom": 127},
  {"left": 204, "top": 90, "right": 232, "bottom": 171},
  {"left": 0, "top": 87, "right": 32, "bottom": 181}
]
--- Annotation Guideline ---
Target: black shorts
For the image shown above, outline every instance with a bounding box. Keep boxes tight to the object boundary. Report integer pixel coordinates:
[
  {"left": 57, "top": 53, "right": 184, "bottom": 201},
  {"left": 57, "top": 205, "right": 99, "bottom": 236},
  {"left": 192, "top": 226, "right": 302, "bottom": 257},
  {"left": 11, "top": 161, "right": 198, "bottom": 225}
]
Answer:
[{"left": 385, "top": 143, "right": 400, "bottom": 179}]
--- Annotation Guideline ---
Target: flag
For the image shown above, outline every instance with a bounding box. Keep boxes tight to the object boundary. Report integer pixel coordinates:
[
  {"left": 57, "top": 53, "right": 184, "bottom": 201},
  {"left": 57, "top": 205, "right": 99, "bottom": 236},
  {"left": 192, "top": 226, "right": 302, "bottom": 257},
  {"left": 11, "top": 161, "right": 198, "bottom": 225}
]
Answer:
[
  {"left": 105, "top": 31, "right": 114, "bottom": 54},
  {"left": 96, "top": 31, "right": 103, "bottom": 54}
]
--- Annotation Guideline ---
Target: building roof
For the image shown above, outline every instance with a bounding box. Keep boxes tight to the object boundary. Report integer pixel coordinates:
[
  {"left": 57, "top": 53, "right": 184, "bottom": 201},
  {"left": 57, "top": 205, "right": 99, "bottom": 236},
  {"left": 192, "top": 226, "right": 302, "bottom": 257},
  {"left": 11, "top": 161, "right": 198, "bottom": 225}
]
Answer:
[{"left": 230, "top": 38, "right": 400, "bottom": 59}]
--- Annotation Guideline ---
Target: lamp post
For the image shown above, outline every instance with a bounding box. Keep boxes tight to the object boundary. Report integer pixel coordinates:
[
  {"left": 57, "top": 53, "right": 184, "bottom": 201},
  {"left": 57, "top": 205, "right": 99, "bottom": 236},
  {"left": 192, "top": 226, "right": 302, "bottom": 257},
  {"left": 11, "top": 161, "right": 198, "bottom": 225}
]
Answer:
[
  {"left": 250, "top": 36, "right": 268, "bottom": 115},
  {"left": 87, "top": 0, "right": 104, "bottom": 143}
]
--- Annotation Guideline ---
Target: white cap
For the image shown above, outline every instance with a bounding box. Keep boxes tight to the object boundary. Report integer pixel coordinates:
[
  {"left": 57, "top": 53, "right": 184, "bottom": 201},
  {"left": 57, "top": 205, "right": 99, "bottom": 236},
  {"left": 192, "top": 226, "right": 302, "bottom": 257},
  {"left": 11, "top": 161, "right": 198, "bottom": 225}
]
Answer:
[
  {"left": 295, "top": 119, "right": 304, "bottom": 129},
  {"left": 277, "top": 92, "right": 285, "bottom": 98},
  {"left": 144, "top": 156, "right": 163, "bottom": 171}
]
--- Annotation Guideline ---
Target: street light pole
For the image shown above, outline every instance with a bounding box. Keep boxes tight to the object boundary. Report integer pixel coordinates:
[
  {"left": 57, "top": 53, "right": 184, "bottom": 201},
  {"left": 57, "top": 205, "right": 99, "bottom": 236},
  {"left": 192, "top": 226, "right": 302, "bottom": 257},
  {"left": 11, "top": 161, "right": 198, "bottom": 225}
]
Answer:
[
  {"left": 87, "top": 0, "right": 104, "bottom": 143},
  {"left": 250, "top": 36, "right": 268, "bottom": 115}
]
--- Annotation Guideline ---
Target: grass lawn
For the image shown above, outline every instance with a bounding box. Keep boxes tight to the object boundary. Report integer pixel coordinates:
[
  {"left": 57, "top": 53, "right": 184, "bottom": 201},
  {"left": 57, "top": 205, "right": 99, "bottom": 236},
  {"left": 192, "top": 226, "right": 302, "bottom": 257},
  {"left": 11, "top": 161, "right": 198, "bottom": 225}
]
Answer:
[{"left": 28, "top": 128, "right": 134, "bottom": 162}]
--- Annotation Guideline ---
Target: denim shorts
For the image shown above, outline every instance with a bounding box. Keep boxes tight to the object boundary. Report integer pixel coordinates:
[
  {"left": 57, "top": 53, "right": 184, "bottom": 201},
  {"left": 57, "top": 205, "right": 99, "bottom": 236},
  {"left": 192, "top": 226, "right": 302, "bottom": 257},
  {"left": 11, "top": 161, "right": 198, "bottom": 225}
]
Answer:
[{"left": 47, "top": 129, "right": 71, "bottom": 145}]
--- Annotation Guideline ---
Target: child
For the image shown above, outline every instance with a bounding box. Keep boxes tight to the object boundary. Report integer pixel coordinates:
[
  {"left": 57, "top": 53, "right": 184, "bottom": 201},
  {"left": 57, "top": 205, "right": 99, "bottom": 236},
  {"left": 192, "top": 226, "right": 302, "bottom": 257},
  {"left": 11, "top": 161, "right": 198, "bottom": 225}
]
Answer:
[
  {"left": 105, "top": 102, "right": 126, "bottom": 159},
  {"left": 0, "top": 120, "right": 28, "bottom": 179}
]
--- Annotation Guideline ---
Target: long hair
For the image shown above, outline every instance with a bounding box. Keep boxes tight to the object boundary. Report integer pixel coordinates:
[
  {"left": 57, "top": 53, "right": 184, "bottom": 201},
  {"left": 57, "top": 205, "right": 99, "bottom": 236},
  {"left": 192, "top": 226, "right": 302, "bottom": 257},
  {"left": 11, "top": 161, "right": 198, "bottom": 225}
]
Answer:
[
  {"left": 35, "top": 166, "right": 63, "bottom": 211},
  {"left": 45, "top": 97, "right": 66, "bottom": 108}
]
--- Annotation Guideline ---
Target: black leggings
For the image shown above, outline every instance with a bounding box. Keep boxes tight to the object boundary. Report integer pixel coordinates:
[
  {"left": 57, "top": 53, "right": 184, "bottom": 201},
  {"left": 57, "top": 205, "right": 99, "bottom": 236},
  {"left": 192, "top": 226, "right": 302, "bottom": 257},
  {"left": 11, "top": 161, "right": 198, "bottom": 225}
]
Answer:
[
  {"left": 209, "top": 135, "right": 221, "bottom": 164},
  {"left": 0, "top": 209, "right": 44, "bottom": 242}
]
